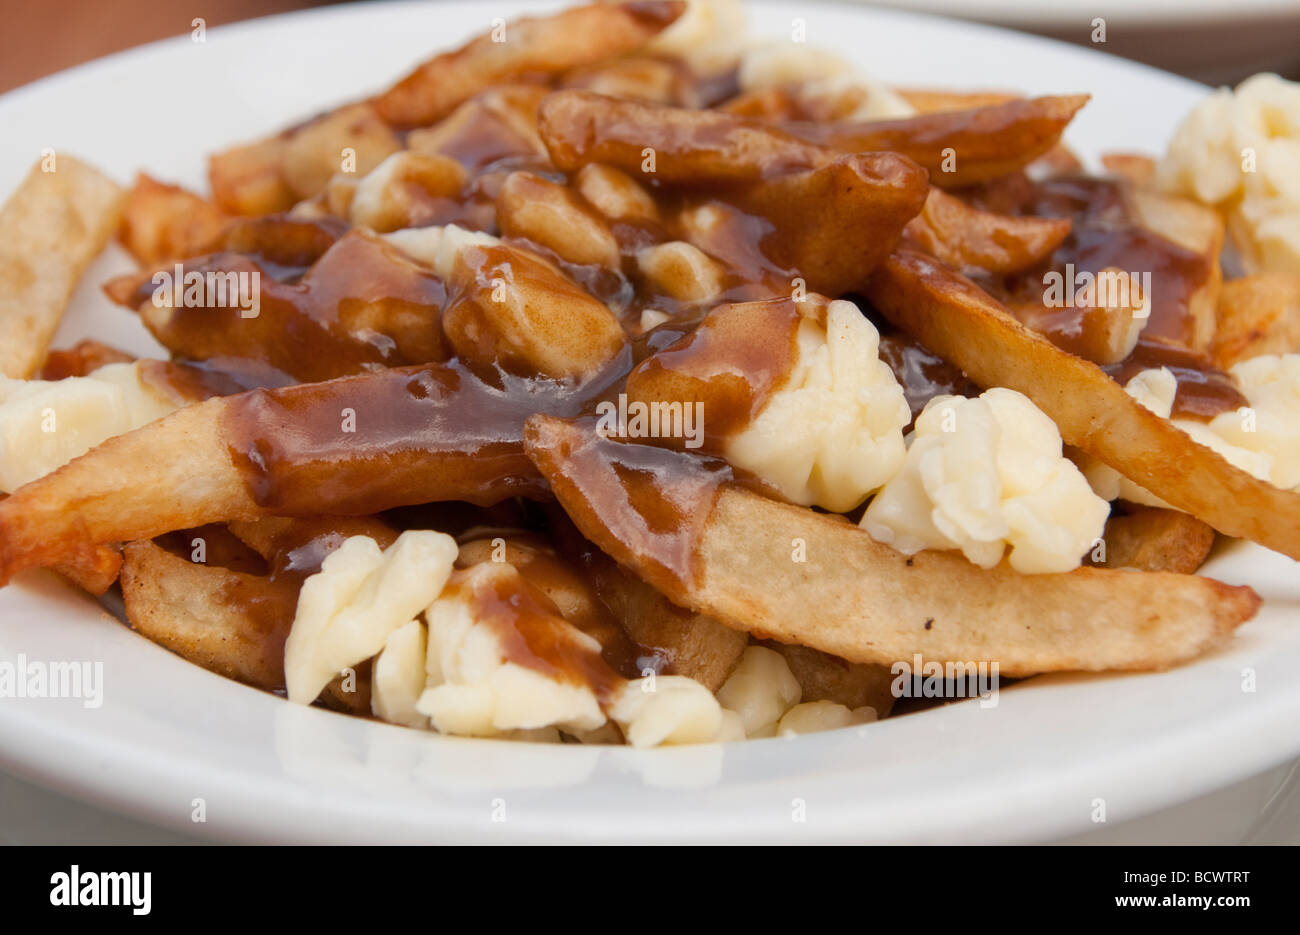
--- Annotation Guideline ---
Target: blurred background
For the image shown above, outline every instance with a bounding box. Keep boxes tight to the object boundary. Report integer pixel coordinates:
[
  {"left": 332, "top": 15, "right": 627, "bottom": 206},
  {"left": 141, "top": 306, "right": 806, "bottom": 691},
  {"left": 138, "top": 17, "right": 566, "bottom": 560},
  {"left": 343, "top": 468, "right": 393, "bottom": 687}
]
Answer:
[{"left": 1, "top": 0, "right": 1297, "bottom": 94}]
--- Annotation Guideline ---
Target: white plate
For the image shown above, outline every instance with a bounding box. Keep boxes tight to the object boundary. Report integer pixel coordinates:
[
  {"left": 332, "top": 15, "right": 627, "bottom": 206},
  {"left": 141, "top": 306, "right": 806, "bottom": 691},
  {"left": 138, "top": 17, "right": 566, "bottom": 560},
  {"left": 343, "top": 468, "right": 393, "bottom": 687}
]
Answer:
[{"left": 1, "top": 0, "right": 1298, "bottom": 844}]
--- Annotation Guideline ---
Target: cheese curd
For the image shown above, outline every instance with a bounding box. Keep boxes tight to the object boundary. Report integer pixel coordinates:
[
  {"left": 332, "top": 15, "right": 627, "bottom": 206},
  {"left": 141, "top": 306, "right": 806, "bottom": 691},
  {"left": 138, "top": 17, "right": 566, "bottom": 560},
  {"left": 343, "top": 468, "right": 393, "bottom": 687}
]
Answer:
[
  {"left": 417, "top": 564, "right": 609, "bottom": 737},
  {"left": 715, "top": 646, "right": 802, "bottom": 738},
  {"left": 0, "top": 361, "right": 179, "bottom": 492},
  {"left": 646, "top": 0, "right": 747, "bottom": 76},
  {"left": 737, "top": 42, "right": 915, "bottom": 120},
  {"left": 776, "top": 700, "right": 876, "bottom": 737},
  {"left": 861, "top": 388, "right": 1110, "bottom": 574},
  {"left": 725, "top": 299, "right": 911, "bottom": 513},
  {"left": 607, "top": 675, "right": 724, "bottom": 748},
  {"left": 371, "top": 620, "right": 430, "bottom": 729},
  {"left": 284, "top": 531, "right": 458, "bottom": 705},
  {"left": 1087, "top": 359, "right": 1300, "bottom": 508},
  {"left": 382, "top": 223, "right": 497, "bottom": 277},
  {"left": 1157, "top": 73, "right": 1300, "bottom": 274},
  {"left": 1213, "top": 354, "right": 1300, "bottom": 490}
]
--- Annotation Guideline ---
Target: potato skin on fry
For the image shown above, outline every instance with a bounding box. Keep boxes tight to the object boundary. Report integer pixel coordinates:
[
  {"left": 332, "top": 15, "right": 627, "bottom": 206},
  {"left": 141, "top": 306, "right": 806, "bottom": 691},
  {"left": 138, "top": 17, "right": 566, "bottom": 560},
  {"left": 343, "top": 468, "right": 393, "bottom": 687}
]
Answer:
[
  {"left": 787, "top": 94, "right": 1089, "bottom": 189},
  {"left": 121, "top": 539, "right": 368, "bottom": 713},
  {"left": 867, "top": 249, "right": 1300, "bottom": 562},
  {"left": 1211, "top": 273, "right": 1300, "bottom": 369},
  {"left": 0, "top": 156, "right": 124, "bottom": 379},
  {"left": 696, "top": 488, "right": 1256, "bottom": 676},
  {"left": 121, "top": 539, "right": 295, "bottom": 691},
  {"left": 1100, "top": 506, "right": 1216, "bottom": 575},
  {"left": 525, "top": 414, "right": 1258, "bottom": 677},
  {"left": 374, "top": 2, "right": 686, "bottom": 129}
]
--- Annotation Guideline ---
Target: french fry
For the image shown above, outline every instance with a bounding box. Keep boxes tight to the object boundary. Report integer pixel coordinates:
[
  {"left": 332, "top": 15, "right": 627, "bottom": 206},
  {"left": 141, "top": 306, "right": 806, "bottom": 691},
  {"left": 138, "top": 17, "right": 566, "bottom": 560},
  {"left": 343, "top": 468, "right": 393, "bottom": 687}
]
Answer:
[
  {"left": 122, "top": 229, "right": 450, "bottom": 382},
  {"left": 121, "top": 539, "right": 294, "bottom": 690},
  {"left": 0, "top": 363, "right": 559, "bottom": 582},
  {"left": 1129, "top": 189, "right": 1223, "bottom": 352},
  {"left": 117, "top": 174, "right": 229, "bottom": 266},
  {"left": 786, "top": 94, "right": 1089, "bottom": 189},
  {"left": 51, "top": 547, "right": 124, "bottom": 596},
  {"left": 1101, "top": 152, "right": 1157, "bottom": 188},
  {"left": 1100, "top": 506, "right": 1216, "bottom": 574},
  {"left": 524, "top": 415, "right": 1259, "bottom": 676},
  {"left": 728, "top": 155, "right": 930, "bottom": 295},
  {"left": 538, "top": 92, "right": 927, "bottom": 292},
  {"left": 763, "top": 642, "right": 895, "bottom": 716},
  {"left": 228, "top": 515, "right": 399, "bottom": 562},
  {"left": 539, "top": 89, "right": 828, "bottom": 184},
  {"left": 373, "top": 1, "right": 686, "bottom": 129},
  {"left": 898, "top": 88, "right": 1020, "bottom": 114},
  {"left": 866, "top": 249, "right": 1300, "bottom": 560},
  {"left": 0, "top": 156, "right": 124, "bottom": 379},
  {"left": 38, "top": 339, "right": 135, "bottom": 380},
  {"left": 904, "top": 187, "right": 1072, "bottom": 276},
  {"left": 208, "top": 136, "right": 297, "bottom": 217},
  {"left": 279, "top": 103, "right": 401, "bottom": 201},
  {"left": 1210, "top": 273, "right": 1300, "bottom": 368},
  {"left": 580, "top": 547, "right": 746, "bottom": 691},
  {"left": 120, "top": 539, "right": 368, "bottom": 713}
]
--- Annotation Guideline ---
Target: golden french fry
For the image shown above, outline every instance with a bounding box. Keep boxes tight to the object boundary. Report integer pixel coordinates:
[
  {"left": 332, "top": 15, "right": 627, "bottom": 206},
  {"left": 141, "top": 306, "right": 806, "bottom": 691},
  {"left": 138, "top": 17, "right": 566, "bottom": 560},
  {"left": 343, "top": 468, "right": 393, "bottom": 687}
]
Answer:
[
  {"left": 38, "top": 339, "right": 135, "bottom": 380},
  {"left": 1210, "top": 273, "right": 1300, "bottom": 369},
  {"left": 441, "top": 237, "right": 629, "bottom": 380},
  {"left": 523, "top": 415, "right": 1259, "bottom": 676},
  {"left": 0, "top": 156, "right": 124, "bottom": 379},
  {"left": 0, "top": 363, "right": 558, "bottom": 582},
  {"left": 787, "top": 94, "right": 1089, "bottom": 189},
  {"left": 121, "top": 539, "right": 295, "bottom": 690},
  {"left": 904, "top": 187, "right": 1072, "bottom": 276},
  {"left": 120, "top": 538, "right": 369, "bottom": 712},
  {"left": 867, "top": 249, "right": 1300, "bottom": 560},
  {"left": 117, "top": 174, "right": 229, "bottom": 266},
  {"left": 280, "top": 103, "right": 401, "bottom": 201},
  {"left": 763, "top": 642, "right": 895, "bottom": 716},
  {"left": 122, "top": 229, "right": 449, "bottom": 382},
  {"left": 496, "top": 171, "right": 621, "bottom": 269},
  {"left": 208, "top": 136, "right": 297, "bottom": 216},
  {"left": 1101, "top": 152, "right": 1157, "bottom": 187},
  {"left": 729, "top": 155, "right": 929, "bottom": 295},
  {"left": 539, "top": 89, "right": 827, "bottom": 184},
  {"left": 580, "top": 547, "right": 746, "bottom": 692},
  {"left": 373, "top": 1, "right": 685, "bottom": 129},
  {"left": 1129, "top": 189, "right": 1223, "bottom": 353},
  {"left": 898, "top": 88, "right": 1021, "bottom": 114},
  {"left": 1099, "top": 506, "right": 1217, "bottom": 574},
  {"left": 228, "top": 515, "right": 399, "bottom": 564}
]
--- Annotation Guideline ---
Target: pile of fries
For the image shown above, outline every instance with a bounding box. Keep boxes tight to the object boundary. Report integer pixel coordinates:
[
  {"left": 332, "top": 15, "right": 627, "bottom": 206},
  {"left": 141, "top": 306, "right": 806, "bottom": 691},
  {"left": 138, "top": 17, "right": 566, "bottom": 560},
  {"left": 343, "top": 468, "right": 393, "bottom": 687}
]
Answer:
[{"left": 2, "top": 0, "right": 1298, "bottom": 746}]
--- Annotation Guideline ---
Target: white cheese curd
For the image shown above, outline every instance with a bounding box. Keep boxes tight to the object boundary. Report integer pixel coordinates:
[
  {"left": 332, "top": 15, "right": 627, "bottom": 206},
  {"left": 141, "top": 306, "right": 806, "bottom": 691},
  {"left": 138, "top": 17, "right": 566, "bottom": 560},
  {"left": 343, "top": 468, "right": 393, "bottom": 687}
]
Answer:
[
  {"left": 725, "top": 299, "right": 911, "bottom": 513},
  {"left": 382, "top": 223, "right": 498, "bottom": 277},
  {"left": 646, "top": 0, "right": 747, "bottom": 76},
  {"left": 1084, "top": 366, "right": 1285, "bottom": 509},
  {"left": 371, "top": 620, "right": 430, "bottom": 729},
  {"left": 0, "top": 361, "right": 179, "bottom": 492},
  {"left": 737, "top": 42, "right": 915, "bottom": 120},
  {"left": 1157, "top": 73, "right": 1300, "bottom": 274},
  {"left": 862, "top": 388, "right": 1110, "bottom": 574},
  {"left": 417, "top": 562, "right": 608, "bottom": 737},
  {"left": 1211, "top": 354, "right": 1300, "bottom": 491},
  {"left": 776, "top": 700, "right": 877, "bottom": 737},
  {"left": 284, "top": 531, "right": 459, "bottom": 705},
  {"left": 715, "top": 646, "right": 802, "bottom": 737},
  {"left": 608, "top": 675, "right": 724, "bottom": 748}
]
